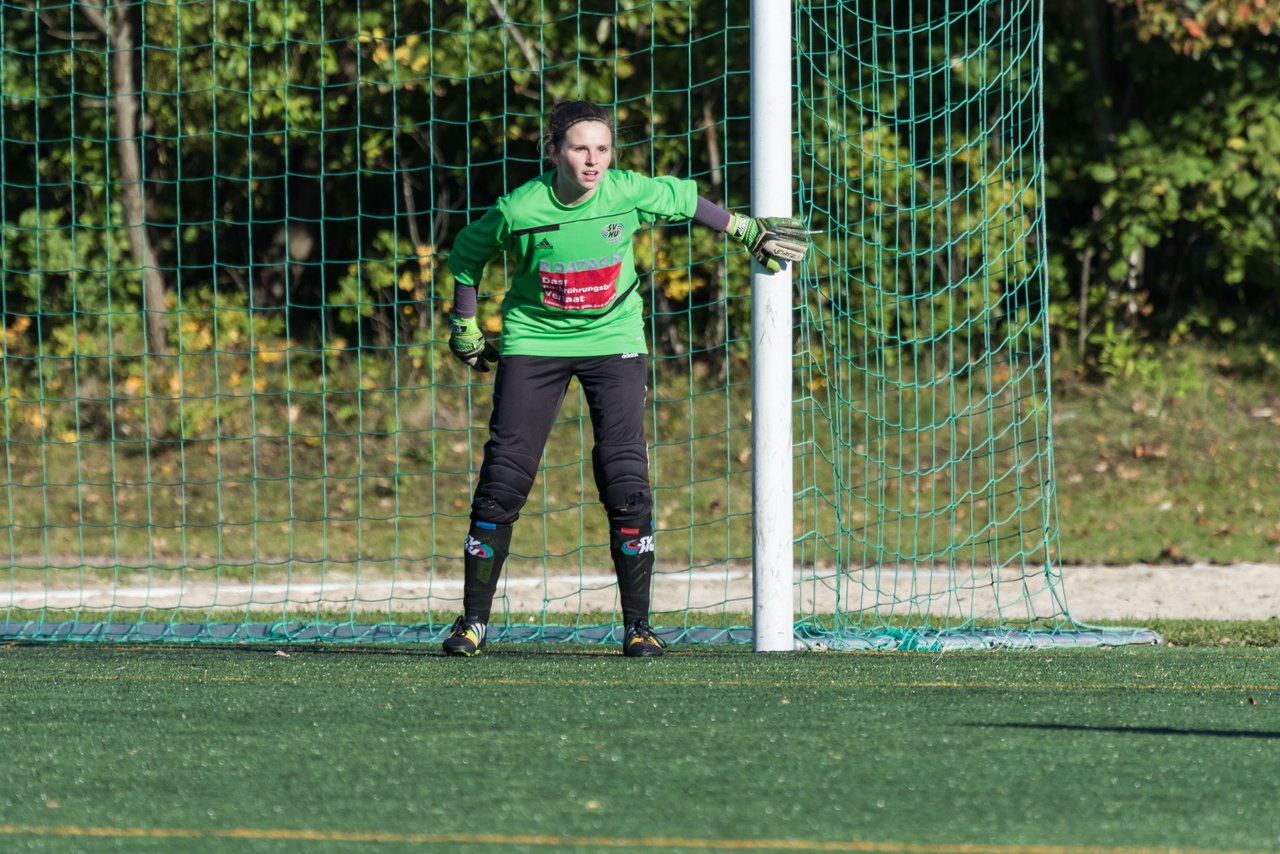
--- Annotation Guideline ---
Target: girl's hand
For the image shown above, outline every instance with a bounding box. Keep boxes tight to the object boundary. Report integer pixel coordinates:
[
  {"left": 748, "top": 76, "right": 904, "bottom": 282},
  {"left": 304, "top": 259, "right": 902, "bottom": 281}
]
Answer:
[
  {"left": 447, "top": 313, "right": 499, "bottom": 372},
  {"left": 727, "top": 214, "right": 812, "bottom": 273}
]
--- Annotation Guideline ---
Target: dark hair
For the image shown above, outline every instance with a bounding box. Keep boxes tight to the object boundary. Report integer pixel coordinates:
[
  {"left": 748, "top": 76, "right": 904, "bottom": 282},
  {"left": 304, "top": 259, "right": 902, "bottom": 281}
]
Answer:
[{"left": 544, "top": 101, "right": 615, "bottom": 158}]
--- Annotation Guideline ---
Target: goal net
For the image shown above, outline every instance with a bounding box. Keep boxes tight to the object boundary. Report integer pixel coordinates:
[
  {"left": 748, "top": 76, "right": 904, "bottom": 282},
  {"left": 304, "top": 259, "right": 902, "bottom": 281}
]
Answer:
[{"left": 0, "top": 0, "right": 1156, "bottom": 649}]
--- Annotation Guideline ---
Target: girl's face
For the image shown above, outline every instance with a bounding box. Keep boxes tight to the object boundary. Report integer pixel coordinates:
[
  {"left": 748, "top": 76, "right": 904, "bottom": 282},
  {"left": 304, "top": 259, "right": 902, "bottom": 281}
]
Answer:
[{"left": 549, "top": 120, "right": 613, "bottom": 203}]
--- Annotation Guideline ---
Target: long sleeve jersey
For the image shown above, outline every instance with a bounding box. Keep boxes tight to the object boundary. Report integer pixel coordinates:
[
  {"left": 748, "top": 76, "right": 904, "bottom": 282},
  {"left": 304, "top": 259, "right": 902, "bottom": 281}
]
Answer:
[{"left": 447, "top": 169, "right": 699, "bottom": 357}]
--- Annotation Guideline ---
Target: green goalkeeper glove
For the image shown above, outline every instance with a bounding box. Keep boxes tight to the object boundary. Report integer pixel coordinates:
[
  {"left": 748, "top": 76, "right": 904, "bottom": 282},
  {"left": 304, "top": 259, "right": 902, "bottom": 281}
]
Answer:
[
  {"left": 447, "top": 313, "right": 498, "bottom": 373},
  {"left": 727, "top": 214, "right": 811, "bottom": 274}
]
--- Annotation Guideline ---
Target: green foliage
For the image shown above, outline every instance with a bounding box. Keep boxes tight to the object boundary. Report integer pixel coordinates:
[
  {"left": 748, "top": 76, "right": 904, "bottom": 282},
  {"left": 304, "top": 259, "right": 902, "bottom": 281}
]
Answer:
[
  {"left": 1123, "top": 0, "right": 1279, "bottom": 56},
  {"left": 4, "top": 1, "right": 1280, "bottom": 602},
  {"left": 1044, "top": 1, "right": 1280, "bottom": 380},
  {"left": 4, "top": 0, "right": 1279, "bottom": 396}
]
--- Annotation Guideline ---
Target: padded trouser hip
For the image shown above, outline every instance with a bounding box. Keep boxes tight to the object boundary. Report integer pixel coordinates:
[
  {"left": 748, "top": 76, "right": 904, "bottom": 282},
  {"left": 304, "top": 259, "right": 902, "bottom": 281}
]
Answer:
[{"left": 471, "top": 353, "right": 651, "bottom": 527}]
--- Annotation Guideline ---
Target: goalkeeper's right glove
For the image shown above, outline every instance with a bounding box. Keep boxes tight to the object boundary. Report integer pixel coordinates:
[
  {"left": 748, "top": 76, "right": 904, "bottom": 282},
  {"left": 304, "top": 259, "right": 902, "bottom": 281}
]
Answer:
[
  {"left": 727, "top": 214, "right": 811, "bottom": 274},
  {"left": 447, "top": 313, "right": 499, "bottom": 372}
]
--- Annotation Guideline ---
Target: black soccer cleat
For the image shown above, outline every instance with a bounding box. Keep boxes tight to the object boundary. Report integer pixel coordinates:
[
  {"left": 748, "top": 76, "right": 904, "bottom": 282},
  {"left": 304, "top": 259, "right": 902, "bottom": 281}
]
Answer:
[
  {"left": 442, "top": 616, "right": 487, "bottom": 656},
  {"left": 622, "top": 619, "right": 667, "bottom": 658}
]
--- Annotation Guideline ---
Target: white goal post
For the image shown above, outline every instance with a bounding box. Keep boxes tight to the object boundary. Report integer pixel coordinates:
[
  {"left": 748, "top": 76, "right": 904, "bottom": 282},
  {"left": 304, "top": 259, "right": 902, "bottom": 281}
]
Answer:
[{"left": 750, "top": 0, "right": 796, "bottom": 652}]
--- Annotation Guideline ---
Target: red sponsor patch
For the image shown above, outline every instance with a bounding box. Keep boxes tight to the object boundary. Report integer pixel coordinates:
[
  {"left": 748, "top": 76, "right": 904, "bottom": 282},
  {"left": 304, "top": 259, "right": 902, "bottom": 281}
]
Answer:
[{"left": 540, "top": 262, "right": 620, "bottom": 310}]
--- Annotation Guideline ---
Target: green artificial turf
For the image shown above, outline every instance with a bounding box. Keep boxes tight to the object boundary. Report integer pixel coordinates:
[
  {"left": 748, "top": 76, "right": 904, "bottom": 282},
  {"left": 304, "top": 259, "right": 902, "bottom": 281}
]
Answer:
[{"left": 1, "top": 645, "right": 1278, "bottom": 853}]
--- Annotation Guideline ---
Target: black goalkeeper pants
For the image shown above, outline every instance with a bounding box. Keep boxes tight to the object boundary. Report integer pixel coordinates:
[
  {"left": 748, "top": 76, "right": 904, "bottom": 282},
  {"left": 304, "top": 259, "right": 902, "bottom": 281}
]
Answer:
[{"left": 470, "top": 353, "right": 652, "bottom": 528}]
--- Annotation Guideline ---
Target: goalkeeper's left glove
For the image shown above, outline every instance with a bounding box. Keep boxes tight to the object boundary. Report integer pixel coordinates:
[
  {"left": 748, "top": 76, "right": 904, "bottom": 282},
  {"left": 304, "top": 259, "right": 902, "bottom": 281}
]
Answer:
[{"left": 727, "top": 214, "right": 811, "bottom": 273}]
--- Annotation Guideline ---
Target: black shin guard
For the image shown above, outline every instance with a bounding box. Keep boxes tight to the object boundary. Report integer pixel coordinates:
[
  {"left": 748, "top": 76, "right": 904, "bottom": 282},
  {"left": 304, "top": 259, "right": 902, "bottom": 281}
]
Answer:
[
  {"left": 463, "top": 521, "right": 513, "bottom": 622},
  {"left": 609, "top": 520, "right": 655, "bottom": 626}
]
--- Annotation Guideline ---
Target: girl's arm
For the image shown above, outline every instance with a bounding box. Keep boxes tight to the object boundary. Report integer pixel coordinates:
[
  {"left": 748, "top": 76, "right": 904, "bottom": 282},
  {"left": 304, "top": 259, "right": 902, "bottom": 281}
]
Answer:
[
  {"left": 694, "top": 196, "right": 810, "bottom": 273},
  {"left": 452, "top": 279, "right": 478, "bottom": 320},
  {"left": 447, "top": 205, "right": 512, "bottom": 319},
  {"left": 446, "top": 205, "right": 509, "bottom": 371},
  {"left": 692, "top": 196, "right": 732, "bottom": 233}
]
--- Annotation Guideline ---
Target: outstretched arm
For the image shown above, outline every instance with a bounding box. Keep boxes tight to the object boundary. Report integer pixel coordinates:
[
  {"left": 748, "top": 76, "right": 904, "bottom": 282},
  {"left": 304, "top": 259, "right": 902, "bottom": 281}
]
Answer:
[
  {"left": 692, "top": 196, "right": 733, "bottom": 233},
  {"left": 693, "top": 197, "right": 810, "bottom": 274}
]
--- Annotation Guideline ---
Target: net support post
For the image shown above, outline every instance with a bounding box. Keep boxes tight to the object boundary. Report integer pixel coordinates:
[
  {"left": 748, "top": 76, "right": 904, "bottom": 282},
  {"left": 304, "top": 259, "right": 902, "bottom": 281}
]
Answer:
[{"left": 749, "top": 0, "right": 795, "bottom": 652}]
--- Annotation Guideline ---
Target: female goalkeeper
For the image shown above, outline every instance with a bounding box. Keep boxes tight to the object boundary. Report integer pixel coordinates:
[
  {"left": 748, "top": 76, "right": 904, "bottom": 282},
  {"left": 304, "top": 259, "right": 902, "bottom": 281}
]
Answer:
[{"left": 442, "top": 100, "right": 808, "bottom": 657}]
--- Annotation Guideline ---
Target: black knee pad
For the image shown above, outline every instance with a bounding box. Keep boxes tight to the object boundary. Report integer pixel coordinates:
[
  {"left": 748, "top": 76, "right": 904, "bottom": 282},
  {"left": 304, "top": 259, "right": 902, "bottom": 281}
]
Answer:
[
  {"left": 592, "top": 442, "right": 652, "bottom": 527},
  {"left": 472, "top": 448, "right": 541, "bottom": 525}
]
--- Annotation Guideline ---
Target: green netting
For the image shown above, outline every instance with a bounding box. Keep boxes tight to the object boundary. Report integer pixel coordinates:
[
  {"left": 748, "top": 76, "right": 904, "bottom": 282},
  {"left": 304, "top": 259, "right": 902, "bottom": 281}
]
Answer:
[
  {"left": 788, "top": 1, "right": 1146, "bottom": 649},
  {"left": 0, "top": 1, "right": 1156, "bottom": 649}
]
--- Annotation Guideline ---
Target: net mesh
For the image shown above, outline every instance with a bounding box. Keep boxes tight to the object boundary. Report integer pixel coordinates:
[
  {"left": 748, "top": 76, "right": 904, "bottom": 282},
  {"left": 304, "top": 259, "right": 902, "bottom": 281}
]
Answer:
[{"left": 0, "top": 0, "right": 1155, "bottom": 649}]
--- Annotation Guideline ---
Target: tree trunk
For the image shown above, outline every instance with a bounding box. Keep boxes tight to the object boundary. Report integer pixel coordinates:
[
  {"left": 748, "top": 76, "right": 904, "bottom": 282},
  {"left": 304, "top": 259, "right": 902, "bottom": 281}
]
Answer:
[
  {"left": 81, "top": 0, "right": 169, "bottom": 356},
  {"left": 701, "top": 96, "right": 727, "bottom": 373},
  {"left": 1078, "top": 247, "right": 1093, "bottom": 362},
  {"left": 1077, "top": 0, "right": 1118, "bottom": 155}
]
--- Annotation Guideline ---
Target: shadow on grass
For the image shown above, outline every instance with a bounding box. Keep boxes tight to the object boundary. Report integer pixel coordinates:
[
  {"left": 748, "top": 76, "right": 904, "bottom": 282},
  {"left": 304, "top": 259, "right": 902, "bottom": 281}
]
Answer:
[{"left": 969, "top": 722, "right": 1280, "bottom": 740}]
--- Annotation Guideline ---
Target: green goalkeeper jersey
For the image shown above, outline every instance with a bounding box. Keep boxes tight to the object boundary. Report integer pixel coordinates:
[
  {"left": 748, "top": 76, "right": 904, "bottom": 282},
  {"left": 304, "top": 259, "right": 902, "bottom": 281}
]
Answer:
[{"left": 447, "top": 169, "right": 699, "bottom": 357}]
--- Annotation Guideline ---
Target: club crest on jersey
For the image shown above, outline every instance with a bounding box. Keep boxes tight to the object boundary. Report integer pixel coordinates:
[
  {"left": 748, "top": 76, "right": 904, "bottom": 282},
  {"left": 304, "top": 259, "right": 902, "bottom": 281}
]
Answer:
[
  {"left": 622, "top": 535, "right": 655, "bottom": 556},
  {"left": 601, "top": 222, "right": 625, "bottom": 244},
  {"left": 464, "top": 535, "right": 493, "bottom": 559}
]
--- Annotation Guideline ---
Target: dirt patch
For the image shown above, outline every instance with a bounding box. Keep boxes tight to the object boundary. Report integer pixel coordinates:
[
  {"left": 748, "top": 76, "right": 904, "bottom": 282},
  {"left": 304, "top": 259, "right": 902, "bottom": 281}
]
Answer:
[{"left": 4, "top": 563, "right": 1276, "bottom": 621}]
